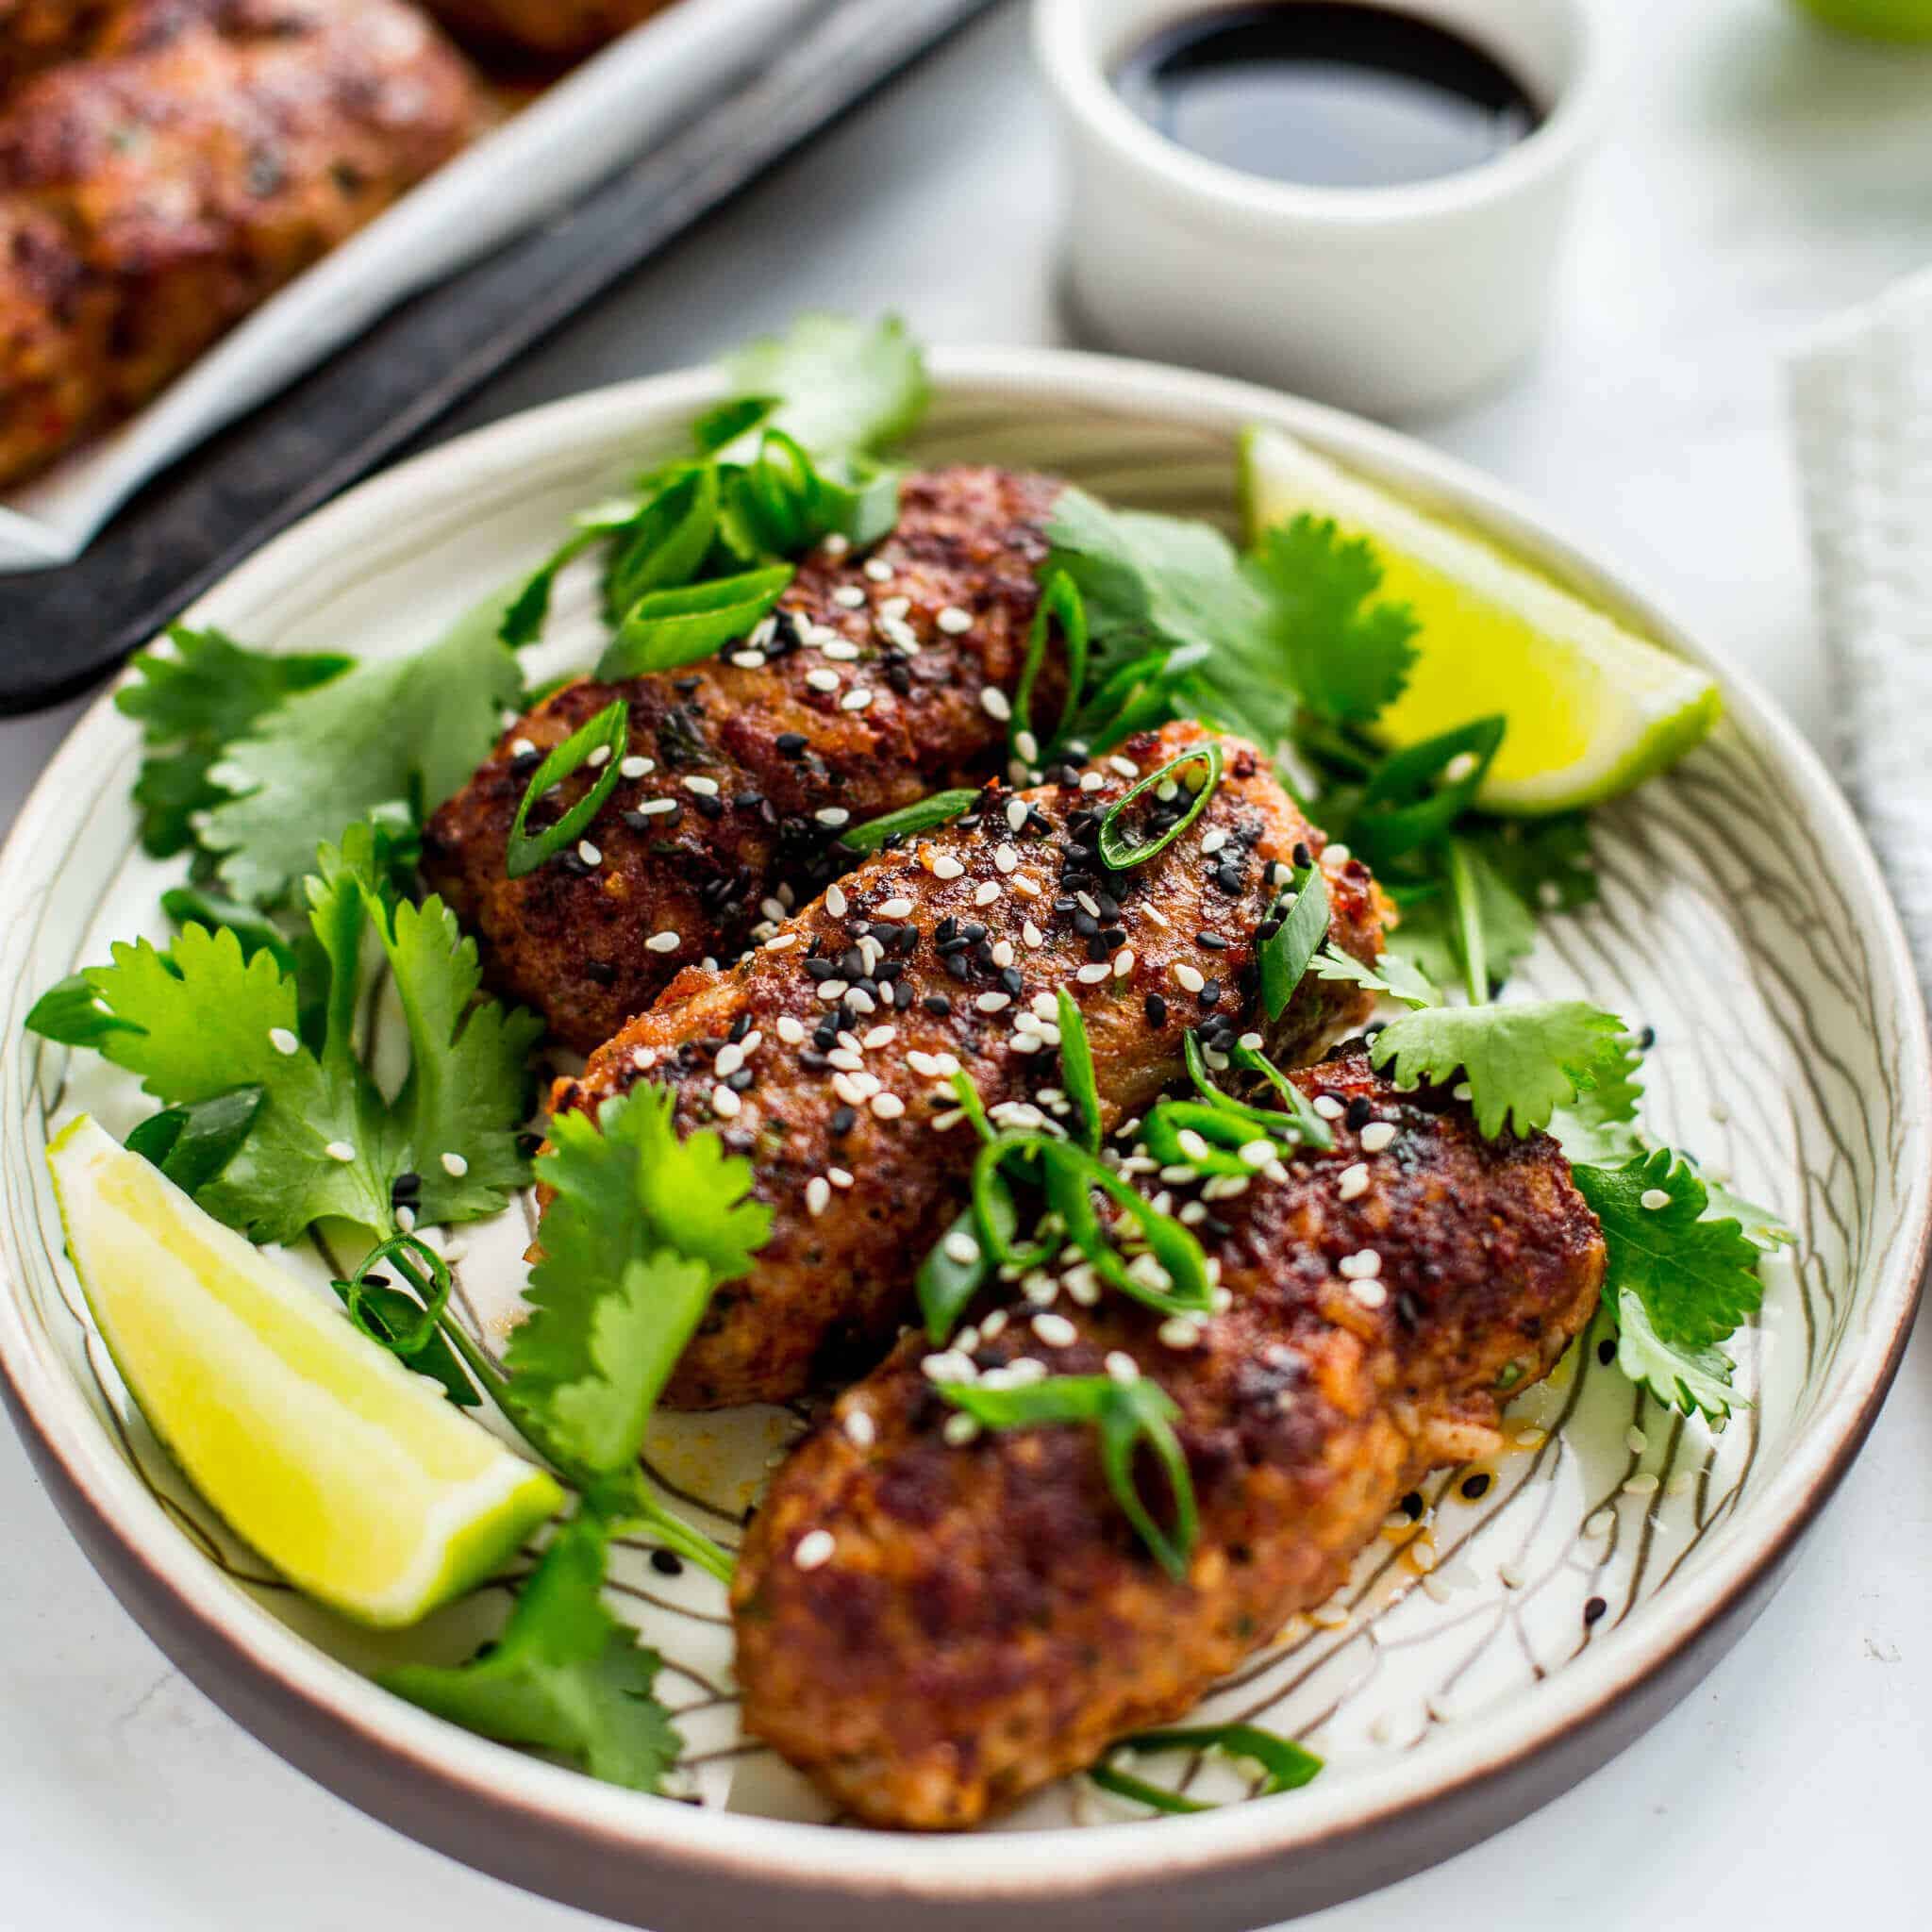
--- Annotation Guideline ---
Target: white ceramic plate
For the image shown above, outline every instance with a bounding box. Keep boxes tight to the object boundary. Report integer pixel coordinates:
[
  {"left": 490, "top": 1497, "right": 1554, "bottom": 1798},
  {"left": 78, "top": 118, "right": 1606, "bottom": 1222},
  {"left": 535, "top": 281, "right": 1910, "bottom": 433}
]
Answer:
[{"left": 2, "top": 349, "right": 1925, "bottom": 1931}]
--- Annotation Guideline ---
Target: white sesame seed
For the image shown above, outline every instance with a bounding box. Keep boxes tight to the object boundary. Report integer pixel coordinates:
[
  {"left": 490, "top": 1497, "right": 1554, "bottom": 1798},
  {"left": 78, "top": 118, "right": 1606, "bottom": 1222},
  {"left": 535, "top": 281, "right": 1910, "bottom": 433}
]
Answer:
[
  {"left": 814, "top": 807, "right": 851, "bottom": 828},
  {"left": 806, "top": 1176, "right": 831, "bottom": 1216},
  {"left": 1624, "top": 1472, "right": 1659, "bottom": 1497},
  {"left": 1338, "top": 1162, "right": 1371, "bottom": 1201},
  {"left": 440, "top": 1151, "right": 469, "bottom": 1178},
  {"left": 844, "top": 1408, "right": 875, "bottom": 1447},
  {"left": 1014, "top": 730, "right": 1040, "bottom": 764},
  {"left": 268, "top": 1026, "right": 299, "bottom": 1057},
  {"left": 943, "top": 1413, "right": 982, "bottom": 1447},
  {"left": 395, "top": 1205, "right": 416, "bottom": 1232},
  {"left": 1452, "top": 1081, "right": 1473, "bottom": 1101},
  {"left": 1174, "top": 963, "right": 1207, "bottom": 993},
  {"left": 828, "top": 1167, "right": 854, "bottom": 1190},
  {"left": 1079, "top": 771, "right": 1105, "bottom": 792},
  {"left": 1586, "top": 1508, "right": 1615, "bottom": 1537},
  {"left": 1240, "top": 1139, "right": 1278, "bottom": 1168},
  {"left": 822, "top": 638, "right": 861, "bottom": 661},
  {"left": 1075, "top": 962, "right": 1111, "bottom": 984},
  {"left": 832, "top": 585, "right": 867, "bottom": 608},
  {"left": 1497, "top": 1561, "right": 1525, "bottom": 1590},
  {"left": 976, "top": 992, "right": 1013, "bottom": 1013},
  {"left": 645, "top": 930, "right": 681, "bottom": 954},
  {"left": 1114, "top": 948, "right": 1136, "bottom": 977},
  {"left": 1238, "top": 1031, "right": 1263, "bottom": 1051},
  {"left": 632, "top": 1047, "right": 658, "bottom": 1072},
  {"left": 1442, "top": 752, "right": 1479, "bottom": 784},
  {"left": 1359, "top": 1121, "right": 1397, "bottom": 1153},
  {"left": 1176, "top": 1128, "right": 1211, "bottom": 1162},
  {"left": 807, "top": 668, "right": 841, "bottom": 692},
  {"left": 509, "top": 737, "right": 536, "bottom": 758},
  {"left": 1514, "top": 1424, "right": 1547, "bottom": 1448},
  {"left": 1032, "top": 1312, "right": 1078, "bottom": 1348},
  {"left": 1023, "top": 921, "right": 1045, "bottom": 948},
  {"left": 921, "top": 1350, "right": 975, "bottom": 1385},
  {"left": 991, "top": 843, "right": 1017, "bottom": 874},
  {"left": 1312, "top": 1095, "right": 1345, "bottom": 1120},
  {"left": 576, "top": 841, "right": 602, "bottom": 866},
  {"left": 1199, "top": 828, "right": 1227, "bottom": 855},
  {"left": 822, "top": 535, "right": 850, "bottom": 557},
  {"left": 974, "top": 880, "right": 1001, "bottom": 907},
  {"left": 730, "top": 651, "right": 767, "bottom": 670},
  {"left": 715, "top": 1043, "right": 745, "bottom": 1078},
  {"left": 1324, "top": 843, "right": 1353, "bottom": 867},
  {"left": 711, "top": 1086, "right": 741, "bottom": 1119},
  {"left": 325, "top": 1141, "right": 356, "bottom": 1163},
  {"left": 979, "top": 687, "right": 1011, "bottom": 722},
  {"left": 1155, "top": 781, "right": 1178, "bottom": 802},
  {"left": 1625, "top": 1425, "right": 1648, "bottom": 1455},
  {"left": 634, "top": 797, "right": 677, "bottom": 817},
  {"left": 1105, "top": 1351, "right": 1140, "bottom": 1384},
  {"left": 1641, "top": 1188, "right": 1672, "bottom": 1211},
  {"left": 841, "top": 688, "right": 874, "bottom": 712},
  {"left": 990, "top": 940, "right": 1015, "bottom": 969},
  {"left": 777, "top": 1016, "right": 806, "bottom": 1044},
  {"left": 932, "top": 854, "right": 965, "bottom": 880},
  {"left": 877, "top": 896, "right": 914, "bottom": 919},
  {"left": 1108, "top": 756, "right": 1140, "bottom": 779},
  {"left": 793, "top": 1529, "right": 836, "bottom": 1570},
  {"left": 681, "top": 775, "right": 720, "bottom": 796},
  {"left": 824, "top": 883, "right": 848, "bottom": 918},
  {"left": 1158, "top": 1317, "right": 1203, "bottom": 1349},
  {"left": 943, "top": 1230, "right": 981, "bottom": 1266},
  {"left": 862, "top": 558, "right": 894, "bottom": 583},
  {"left": 1349, "top": 1277, "right": 1389, "bottom": 1309},
  {"left": 585, "top": 744, "right": 612, "bottom": 770},
  {"left": 620, "top": 755, "right": 652, "bottom": 779},
  {"left": 863, "top": 1024, "right": 895, "bottom": 1048},
  {"left": 817, "top": 980, "right": 848, "bottom": 1003},
  {"left": 871, "top": 1092, "right": 906, "bottom": 1120},
  {"left": 938, "top": 606, "right": 974, "bottom": 635},
  {"left": 1338, "top": 1249, "right": 1383, "bottom": 1279}
]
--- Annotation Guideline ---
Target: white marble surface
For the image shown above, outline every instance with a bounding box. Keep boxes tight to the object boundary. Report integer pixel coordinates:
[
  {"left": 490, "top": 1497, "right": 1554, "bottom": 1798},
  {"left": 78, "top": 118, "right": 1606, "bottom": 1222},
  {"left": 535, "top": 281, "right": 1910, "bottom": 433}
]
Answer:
[{"left": 2, "top": 1, "right": 1927, "bottom": 1925}]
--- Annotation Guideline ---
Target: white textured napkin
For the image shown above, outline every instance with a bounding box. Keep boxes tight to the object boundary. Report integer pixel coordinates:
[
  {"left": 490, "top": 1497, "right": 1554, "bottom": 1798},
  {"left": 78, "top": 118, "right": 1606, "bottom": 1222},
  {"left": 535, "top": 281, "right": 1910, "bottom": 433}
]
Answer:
[{"left": 1789, "top": 265, "right": 1932, "bottom": 997}]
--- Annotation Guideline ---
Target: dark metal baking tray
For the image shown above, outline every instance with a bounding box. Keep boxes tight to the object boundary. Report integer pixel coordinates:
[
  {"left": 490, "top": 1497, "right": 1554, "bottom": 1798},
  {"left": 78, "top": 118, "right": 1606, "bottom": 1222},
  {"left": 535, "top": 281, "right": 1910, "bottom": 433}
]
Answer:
[{"left": 0, "top": 0, "right": 1001, "bottom": 716}]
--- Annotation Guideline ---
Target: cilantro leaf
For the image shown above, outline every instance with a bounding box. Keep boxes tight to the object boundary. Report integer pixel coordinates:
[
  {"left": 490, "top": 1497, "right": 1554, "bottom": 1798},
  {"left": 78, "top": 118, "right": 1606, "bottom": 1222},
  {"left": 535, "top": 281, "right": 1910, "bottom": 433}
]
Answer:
[
  {"left": 1547, "top": 1034, "right": 1648, "bottom": 1166},
  {"left": 201, "top": 598, "right": 523, "bottom": 906},
  {"left": 1372, "top": 999, "right": 1635, "bottom": 1140},
  {"left": 508, "top": 1088, "right": 769, "bottom": 1480},
  {"left": 34, "top": 824, "right": 539, "bottom": 1244},
  {"left": 1699, "top": 1176, "right": 1796, "bottom": 1253},
  {"left": 115, "top": 627, "right": 351, "bottom": 858},
  {"left": 1241, "top": 515, "right": 1419, "bottom": 727},
  {"left": 1307, "top": 942, "right": 1441, "bottom": 1008},
  {"left": 1472, "top": 811, "right": 1600, "bottom": 918},
  {"left": 383, "top": 1514, "right": 679, "bottom": 1793},
  {"left": 1573, "top": 1148, "right": 1771, "bottom": 1421},
  {"left": 721, "top": 311, "right": 929, "bottom": 457}
]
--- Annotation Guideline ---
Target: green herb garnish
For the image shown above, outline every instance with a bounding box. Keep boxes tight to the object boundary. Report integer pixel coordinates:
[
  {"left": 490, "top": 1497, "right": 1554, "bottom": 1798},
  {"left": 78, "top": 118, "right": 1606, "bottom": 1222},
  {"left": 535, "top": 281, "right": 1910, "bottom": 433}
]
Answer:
[
  {"left": 1058, "top": 986, "right": 1103, "bottom": 1153},
  {"left": 504, "top": 699, "right": 630, "bottom": 879},
  {"left": 1091, "top": 1722, "right": 1323, "bottom": 1813},
  {"left": 1010, "top": 571, "right": 1089, "bottom": 764},
  {"left": 837, "top": 789, "right": 980, "bottom": 856},
  {"left": 593, "top": 565, "right": 793, "bottom": 681},
  {"left": 941, "top": 1374, "right": 1198, "bottom": 1581},
  {"left": 1258, "top": 860, "right": 1329, "bottom": 1021},
  {"left": 1096, "top": 740, "right": 1224, "bottom": 870}
]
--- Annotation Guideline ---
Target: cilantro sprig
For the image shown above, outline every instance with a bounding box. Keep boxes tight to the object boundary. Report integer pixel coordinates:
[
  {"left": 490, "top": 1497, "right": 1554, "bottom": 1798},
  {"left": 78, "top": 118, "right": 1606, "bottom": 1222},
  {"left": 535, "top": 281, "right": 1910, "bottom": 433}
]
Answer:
[{"left": 28, "top": 823, "right": 541, "bottom": 1244}]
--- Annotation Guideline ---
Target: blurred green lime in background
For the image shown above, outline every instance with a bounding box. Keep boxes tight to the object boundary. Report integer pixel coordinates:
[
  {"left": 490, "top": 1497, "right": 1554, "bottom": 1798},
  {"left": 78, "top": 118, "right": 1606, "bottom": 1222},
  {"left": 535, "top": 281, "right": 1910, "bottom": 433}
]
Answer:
[{"left": 1791, "top": 0, "right": 1932, "bottom": 41}]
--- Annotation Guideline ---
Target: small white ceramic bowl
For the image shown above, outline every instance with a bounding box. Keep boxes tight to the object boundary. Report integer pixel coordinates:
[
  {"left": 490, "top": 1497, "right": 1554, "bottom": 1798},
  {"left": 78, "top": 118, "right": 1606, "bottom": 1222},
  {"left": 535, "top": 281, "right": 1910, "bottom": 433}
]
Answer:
[{"left": 1033, "top": 0, "right": 1613, "bottom": 418}]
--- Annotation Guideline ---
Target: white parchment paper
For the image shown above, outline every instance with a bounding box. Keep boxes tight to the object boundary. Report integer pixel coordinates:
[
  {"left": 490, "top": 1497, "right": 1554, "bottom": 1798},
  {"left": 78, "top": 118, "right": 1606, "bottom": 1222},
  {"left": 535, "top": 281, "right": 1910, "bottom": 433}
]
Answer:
[{"left": 0, "top": 0, "right": 821, "bottom": 573}]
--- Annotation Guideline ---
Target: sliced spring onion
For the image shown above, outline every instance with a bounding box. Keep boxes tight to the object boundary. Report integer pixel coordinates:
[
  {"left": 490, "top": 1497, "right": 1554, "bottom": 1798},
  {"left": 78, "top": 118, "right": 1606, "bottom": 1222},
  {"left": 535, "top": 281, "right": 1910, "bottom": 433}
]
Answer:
[
  {"left": 1345, "top": 714, "right": 1507, "bottom": 869},
  {"left": 918, "top": 1178, "right": 1015, "bottom": 1343},
  {"left": 1011, "top": 570, "right": 1089, "bottom": 765},
  {"left": 940, "top": 1374, "right": 1197, "bottom": 1581},
  {"left": 1041, "top": 1144, "right": 1213, "bottom": 1317},
  {"left": 1183, "top": 1030, "right": 1332, "bottom": 1152},
  {"left": 125, "top": 1088, "right": 265, "bottom": 1196},
  {"left": 1096, "top": 740, "right": 1224, "bottom": 871},
  {"left": 595, "top": 566, "right": 793, "bottom": 680},
  {"left": 838, "top": 789, "right": 978, "bottom": 856},
  {"left": 25, "top": 974, "right": 143, "bottom": 1048},
  {"left": 604, "top": 463, "right": 722, "bottom": 619},
  {"left": 338, "top": 1230, "right": 454, "bottom": 1360},
  {"left": 691, "top": 393, "right": 778, "bottom": 453},
  {"left": 1092, "top": 1723, "right": 1322, "bottom": 1813},
  {"left": 504, "top": 699, "right": 629, "bottom": 879},
  {"left": 1057, "top": 989, "right": 1103, "bottom": 1154},
  {"left": 1258, "top": 862, "right": 1330, "bottom": 1022}
]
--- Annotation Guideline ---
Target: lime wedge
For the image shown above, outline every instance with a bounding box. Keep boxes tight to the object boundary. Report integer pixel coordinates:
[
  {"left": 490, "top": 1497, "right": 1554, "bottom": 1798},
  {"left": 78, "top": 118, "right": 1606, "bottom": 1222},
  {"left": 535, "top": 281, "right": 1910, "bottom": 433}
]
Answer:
[
  {"left": 48, "top": 1116, "right": 561, "bottom": 1627},
  {"left": 1240, "top": 425, "right": 1722, "bottom": 813}
]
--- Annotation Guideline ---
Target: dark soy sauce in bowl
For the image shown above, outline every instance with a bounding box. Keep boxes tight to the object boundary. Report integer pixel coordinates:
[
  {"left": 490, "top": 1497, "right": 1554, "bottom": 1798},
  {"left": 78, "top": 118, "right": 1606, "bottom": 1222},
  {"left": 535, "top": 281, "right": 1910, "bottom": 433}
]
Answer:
[{"left": 1115, "top": 3, "right": 1541, "bottom": 191}]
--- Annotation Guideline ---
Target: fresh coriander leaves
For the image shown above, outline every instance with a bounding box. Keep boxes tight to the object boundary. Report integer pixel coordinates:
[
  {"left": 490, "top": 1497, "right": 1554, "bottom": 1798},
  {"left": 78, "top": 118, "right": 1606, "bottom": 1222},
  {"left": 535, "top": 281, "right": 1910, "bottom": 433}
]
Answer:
[
  {"left": 115, "top": 626, "right": 352, "bottom": 858},
  {"left": 1241, "top": 515, "right": 1419, "bottom": 729},
  {"left": 1307, "top": 942, "right": 1441, "bottom": 1009},
  {"left": 29, "top": 824, "right": 541, "bottom": 1243},
  {"left": 201, "top": 598, "right": 523, "bottom": 907},
  {"left": 721, "top": 311, "right": 930, "bottom": 458},
  {"left": 1573, "top": 1149, "right": 1772, "bottom": 1421},
  {"left": 383, "top": 1514, "right": 680, "bottom": 1793},
  {"left": 1372, "top": 999, "right": 1632, "bottom": 1140}
]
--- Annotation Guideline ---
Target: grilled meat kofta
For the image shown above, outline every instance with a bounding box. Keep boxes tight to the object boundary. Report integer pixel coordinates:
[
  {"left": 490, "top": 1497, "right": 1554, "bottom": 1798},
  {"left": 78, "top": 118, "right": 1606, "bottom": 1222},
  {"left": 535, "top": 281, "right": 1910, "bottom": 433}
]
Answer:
[
  {"left": 423, "top": 0, "right": 669, "bottom": 61},
  {"left": 424, "top": 467, "right": 1066, "bottom": 1053},
  {"left": 732, "top": 1052, "right": 1607, "bottom": 1829},
  {"left": 0, "top": 0, "right": 478, "bottom": 488},
  {"left": 546, "top": 720, "right": 1386, "bottom": 1409}
]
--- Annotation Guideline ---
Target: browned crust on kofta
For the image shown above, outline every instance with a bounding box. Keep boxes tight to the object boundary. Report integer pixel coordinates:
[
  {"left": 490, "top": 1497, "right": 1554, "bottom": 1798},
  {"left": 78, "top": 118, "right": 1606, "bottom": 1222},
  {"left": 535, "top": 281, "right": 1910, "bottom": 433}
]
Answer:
[
  {"left": 548, "top": 720, "right": 1385, "bottom": 1410},
  {"left": 421, "top": 0, "right": 670, "bottom": 62},
  {"left": 423, "top": 467, "right": 1068, "bottom": 1054},
  {"left": 731, "top": 1054, "right": 1607, "bottom": 1830},
  {"left": 0, "top": 0, "right": 478, "bottom": 488}
]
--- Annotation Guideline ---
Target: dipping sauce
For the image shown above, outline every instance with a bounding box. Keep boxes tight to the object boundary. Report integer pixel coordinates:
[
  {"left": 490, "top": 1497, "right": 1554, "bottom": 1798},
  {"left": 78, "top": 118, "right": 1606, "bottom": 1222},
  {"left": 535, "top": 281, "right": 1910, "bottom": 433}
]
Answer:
[{"left": 1115, "top": 3, "right": 1541, "bottom": 191}]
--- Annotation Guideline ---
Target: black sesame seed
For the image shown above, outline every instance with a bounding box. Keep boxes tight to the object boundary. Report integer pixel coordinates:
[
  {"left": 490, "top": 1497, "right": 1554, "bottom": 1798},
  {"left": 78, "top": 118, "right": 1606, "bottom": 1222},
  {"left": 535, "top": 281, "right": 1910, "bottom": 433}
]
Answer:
[
  {"left": 1346, "top": 1096, "right": 1374, "bottom": 1130},
  {"left": 830, "top": 1107, "right": 857, "bottom": 1137},
  {"left": 1292, "top": 842, "right": 1313, "bottom": 870},
  {"left": 725, "top": 1068, "right": 755, "bottom": 1092},
  {"left": 924, "top": 993, "right": 953, "bottom": 1017},
  {"left": 805, "top": 958, "right": 838, "bottom": 981},
  {"left": 1636, "top": 1024, "right": 1657, "bottom": 1051},
  {"left": 650, "top": 1548, "right": 685, "bottom": 1577},
  {"left": 733, "top": 790, "right": 763, "bottom": 811},
  {"left": 945, "top": 953, "right": 971, "bottom": 981},
  {"left": 1597, "top": 1337, "right": 1616, "bottom": 1366},
  {"left": 508, "top": 749, "right": 542, "bottom": 779},
  {"left": 1583, "top": 1596, "right": 1607, "bottom": 1626},
  {"left": 1144, "top": 992, "right": 1168, "bottom": 1028},
  {"left": 1000, "top": 967, "right": 1024, "bottom": 996},
  {"left": 1400, "top": 1491, "right": 1424, "bottom": 1521},
  {"left": 729, "top": 1013, "right": 750, "bottom": 1043},
  {"left": 1197, "top": 931, "right": 1227, "bottom": 950},
  {"left": 390, "top": 1171, "right": 422, "bottom": 1201},
  {"left": 694, "top": 792, "right": 724, "bottom": 820},
  {"left": 812, "top": 1024, "right": 837, "bottom": 1050},
  {"left": 1460, "top": 1472, "right": 1492, "bottom": 1501},
  {"left": 775, "top": 732, "right": 808, "bottom": 758},
  {"left": 799, "top": 1050, "right": 828, "bottom": 1071},
  {"left": 895, "top": 980, "right": 916, "bottom": 1008},
  {"left": 1215, "top": 865, "right": 1246, "bottom": 895},
  {"left": 515, "top": 1131, "right": 543, "bottom": 1158},
  {"left": 1199, "top": 980, "right": 1222, "bottom": 1007}
]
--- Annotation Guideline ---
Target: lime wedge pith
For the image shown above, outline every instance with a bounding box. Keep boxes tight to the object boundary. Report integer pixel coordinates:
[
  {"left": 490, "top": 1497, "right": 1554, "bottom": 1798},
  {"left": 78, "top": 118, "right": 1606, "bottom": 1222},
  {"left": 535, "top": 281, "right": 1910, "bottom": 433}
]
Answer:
[
  {"left": 1240, "top": 425, "right": 1722, "bottom": 813},
  {"left": 47, "top": 1116, "right": 562, "bottom": 1627}
]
